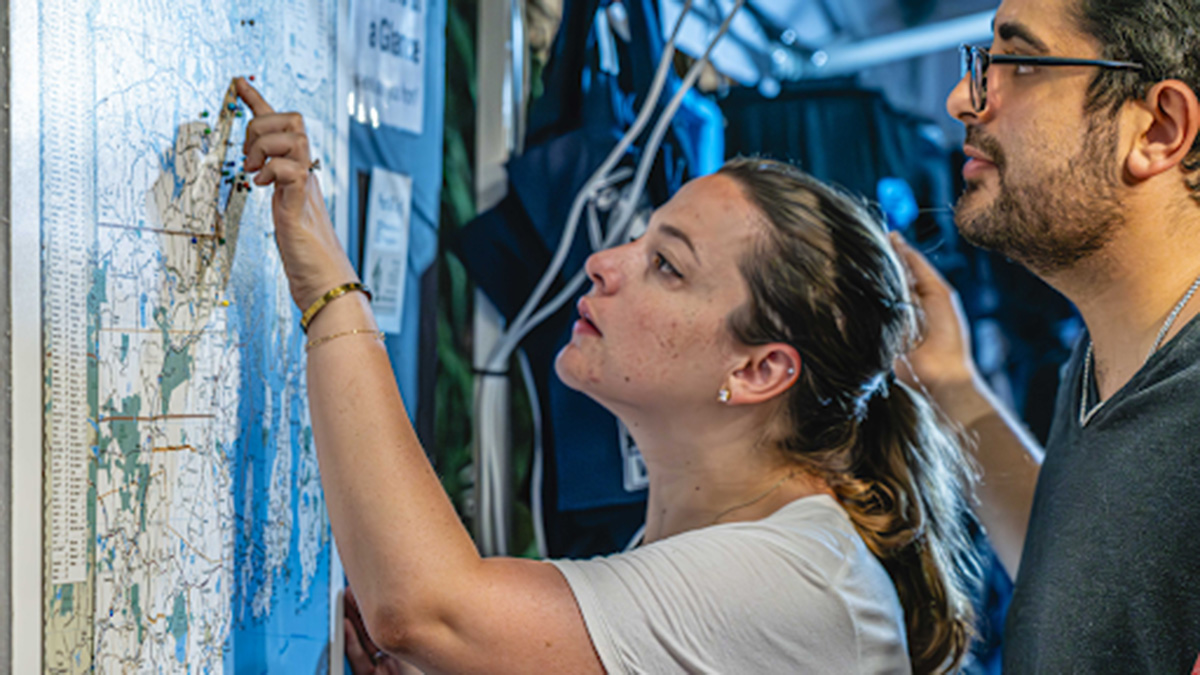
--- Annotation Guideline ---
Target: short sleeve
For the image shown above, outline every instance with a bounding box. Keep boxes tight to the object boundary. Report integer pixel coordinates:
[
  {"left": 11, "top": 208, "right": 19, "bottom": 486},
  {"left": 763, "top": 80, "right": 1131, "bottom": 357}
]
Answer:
[{"left": 550, "top": 501, "right": 908, "bottom": 675}]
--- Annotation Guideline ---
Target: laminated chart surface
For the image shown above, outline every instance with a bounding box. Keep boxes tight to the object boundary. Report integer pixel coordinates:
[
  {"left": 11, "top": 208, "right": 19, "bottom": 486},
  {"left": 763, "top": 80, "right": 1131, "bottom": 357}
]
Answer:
[{"left": 36, "top": 1, "right": 345, "bottom": 672}]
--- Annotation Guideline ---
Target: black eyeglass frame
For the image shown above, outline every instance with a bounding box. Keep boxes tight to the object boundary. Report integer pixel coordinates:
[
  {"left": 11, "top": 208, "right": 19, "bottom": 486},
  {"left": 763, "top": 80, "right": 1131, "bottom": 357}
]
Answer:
[{"left": 960, "top": 44, "right": 1145, "bottom": 112}]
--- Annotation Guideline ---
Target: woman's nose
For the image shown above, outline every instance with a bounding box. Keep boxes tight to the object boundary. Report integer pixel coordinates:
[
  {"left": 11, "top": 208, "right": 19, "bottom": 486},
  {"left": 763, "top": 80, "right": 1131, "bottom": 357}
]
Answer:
[{"left": 584, "top": 246, "right": 623, "bottom": 295}]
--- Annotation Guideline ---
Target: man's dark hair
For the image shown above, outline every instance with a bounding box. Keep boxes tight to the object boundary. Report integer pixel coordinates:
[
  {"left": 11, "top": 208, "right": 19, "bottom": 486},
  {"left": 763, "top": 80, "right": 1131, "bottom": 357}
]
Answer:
[{"left": 1075, "top": 0, "right": 1200, "bottom": 189}]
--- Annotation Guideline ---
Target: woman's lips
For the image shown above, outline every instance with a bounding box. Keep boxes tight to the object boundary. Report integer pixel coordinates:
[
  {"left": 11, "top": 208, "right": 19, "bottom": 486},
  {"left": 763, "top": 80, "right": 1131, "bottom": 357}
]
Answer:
[
  {"left": 572, "top": 318, "right": 601, "bottom": 336},
  {"left": 575, "top": 299, "right": 602, "bottom": 336}
]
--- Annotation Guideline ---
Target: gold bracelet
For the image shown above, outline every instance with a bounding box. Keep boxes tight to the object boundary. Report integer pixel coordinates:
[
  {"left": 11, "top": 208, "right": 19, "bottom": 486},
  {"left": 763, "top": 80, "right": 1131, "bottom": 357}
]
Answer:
[
  {"left": 305, "top": 329, "right": 385, "bottom": 352},
  {"left": 300, "top": 282, "right": 372, "bottom": 333}
]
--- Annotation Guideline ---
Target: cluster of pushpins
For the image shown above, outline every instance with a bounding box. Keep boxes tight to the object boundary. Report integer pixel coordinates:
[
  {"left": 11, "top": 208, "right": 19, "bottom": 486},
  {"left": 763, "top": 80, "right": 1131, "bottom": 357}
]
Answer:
[
  {"left": 225, "top": 157, "right": 252, "bottom": 194},
  {"left": 195, "top": 99, "right": 254, "bottom": 196},
  {"left": 185, "top": 87, "right": 255, "bottom": 258}
]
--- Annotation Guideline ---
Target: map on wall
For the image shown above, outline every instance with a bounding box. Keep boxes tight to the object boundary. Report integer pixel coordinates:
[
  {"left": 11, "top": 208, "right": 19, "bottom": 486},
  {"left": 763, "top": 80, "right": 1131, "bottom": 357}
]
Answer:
[{"left": 38, "top": 0, "right": 344, "bottom": 672}]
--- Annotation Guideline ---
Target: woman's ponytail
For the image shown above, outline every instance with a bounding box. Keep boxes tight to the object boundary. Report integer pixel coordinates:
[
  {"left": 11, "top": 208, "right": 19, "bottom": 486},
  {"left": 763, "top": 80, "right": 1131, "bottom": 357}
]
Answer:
[{"left": 833, "top": 381, "right": 979, "bottom": 673}]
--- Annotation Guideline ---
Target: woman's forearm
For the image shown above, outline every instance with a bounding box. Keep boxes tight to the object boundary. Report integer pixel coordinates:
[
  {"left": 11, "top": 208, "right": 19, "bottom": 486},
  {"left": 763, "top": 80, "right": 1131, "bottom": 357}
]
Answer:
[{"left": 303, "top": 292, "right": 481, "bottom": 642}]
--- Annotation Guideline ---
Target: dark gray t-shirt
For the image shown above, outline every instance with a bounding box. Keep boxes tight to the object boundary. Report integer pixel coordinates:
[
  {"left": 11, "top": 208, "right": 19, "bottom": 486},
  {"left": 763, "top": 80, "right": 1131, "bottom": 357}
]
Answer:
[{"left": 1005, "top": 315, "right": 1200, "bottom": 672}]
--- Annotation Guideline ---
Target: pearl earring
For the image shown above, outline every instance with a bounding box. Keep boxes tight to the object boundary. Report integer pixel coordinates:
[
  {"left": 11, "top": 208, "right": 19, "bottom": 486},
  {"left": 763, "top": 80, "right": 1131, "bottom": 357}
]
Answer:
[
  {"left": 787, "top": 367, "right": 795, "bottom": 376},
  {"left": 717, "top": 388, "right": 731, "bottom": 403}
]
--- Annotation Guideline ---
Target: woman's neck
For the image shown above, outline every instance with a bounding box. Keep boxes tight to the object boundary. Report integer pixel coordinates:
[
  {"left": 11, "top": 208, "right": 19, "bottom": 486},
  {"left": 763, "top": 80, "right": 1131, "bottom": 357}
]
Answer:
[{"left": 628, "top": 410, "right": 833, "bottom": 544}]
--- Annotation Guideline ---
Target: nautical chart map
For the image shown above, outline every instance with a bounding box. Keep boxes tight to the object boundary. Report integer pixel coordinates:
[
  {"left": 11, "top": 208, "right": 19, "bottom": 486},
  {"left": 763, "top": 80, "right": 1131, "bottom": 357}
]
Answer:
[{"left": 39, "top": 0, "right": 343, "bottom": 672}]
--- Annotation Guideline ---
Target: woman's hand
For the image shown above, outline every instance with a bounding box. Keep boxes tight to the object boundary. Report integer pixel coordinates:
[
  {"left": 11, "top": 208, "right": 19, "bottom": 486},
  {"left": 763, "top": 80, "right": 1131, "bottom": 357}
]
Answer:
[{"left": 236, "top": 77, "right": 359, "bottom": 311}]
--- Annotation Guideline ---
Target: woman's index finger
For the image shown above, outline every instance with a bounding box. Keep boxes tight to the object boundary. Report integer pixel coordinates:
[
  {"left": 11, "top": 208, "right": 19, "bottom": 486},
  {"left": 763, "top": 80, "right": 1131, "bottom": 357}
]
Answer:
[{"left": 235, "top": 77, "right": 274, "bottom": 116}]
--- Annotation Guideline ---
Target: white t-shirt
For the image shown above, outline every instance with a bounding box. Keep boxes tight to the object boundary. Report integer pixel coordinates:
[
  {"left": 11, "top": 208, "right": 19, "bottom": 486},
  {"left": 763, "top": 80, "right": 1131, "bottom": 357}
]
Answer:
[{"left": 551, "top": 495, "right": 911, "bottom": 675}]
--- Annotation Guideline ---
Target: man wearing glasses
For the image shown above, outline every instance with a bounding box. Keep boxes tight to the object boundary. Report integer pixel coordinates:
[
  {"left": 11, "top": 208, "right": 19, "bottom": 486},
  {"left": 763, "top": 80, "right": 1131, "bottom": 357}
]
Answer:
[{"left": 894, "top": 0, "right": 1200, "bottom": 670}]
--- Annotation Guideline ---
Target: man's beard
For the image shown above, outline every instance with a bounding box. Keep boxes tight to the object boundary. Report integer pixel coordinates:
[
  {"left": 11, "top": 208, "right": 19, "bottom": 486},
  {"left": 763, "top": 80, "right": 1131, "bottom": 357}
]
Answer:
[{"left": 955, "top": 116, "right": 1125, "bottom": 276}]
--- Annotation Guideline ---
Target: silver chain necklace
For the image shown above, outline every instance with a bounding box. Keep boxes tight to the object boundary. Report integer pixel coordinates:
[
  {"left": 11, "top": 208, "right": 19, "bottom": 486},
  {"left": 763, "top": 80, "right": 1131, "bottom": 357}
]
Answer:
[{"left": 1079, "top": 272, "right": 1200, "bottom": 427}]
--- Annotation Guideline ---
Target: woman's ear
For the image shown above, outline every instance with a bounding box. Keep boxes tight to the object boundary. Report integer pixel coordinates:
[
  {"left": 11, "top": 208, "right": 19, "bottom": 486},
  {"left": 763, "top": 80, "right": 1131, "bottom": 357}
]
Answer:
[
  {"left": 1126, "top": 80, "right": 1200, "bottom": 181},
  {"left": 724, "top": 344, "right": 800, "bottom": 405}
]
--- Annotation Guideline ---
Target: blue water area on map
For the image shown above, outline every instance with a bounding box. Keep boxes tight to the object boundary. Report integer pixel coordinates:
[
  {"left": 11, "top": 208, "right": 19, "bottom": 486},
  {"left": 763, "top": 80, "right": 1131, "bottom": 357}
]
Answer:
[{"left": 225, "top": 201, "right": 333, "bottom": 674}]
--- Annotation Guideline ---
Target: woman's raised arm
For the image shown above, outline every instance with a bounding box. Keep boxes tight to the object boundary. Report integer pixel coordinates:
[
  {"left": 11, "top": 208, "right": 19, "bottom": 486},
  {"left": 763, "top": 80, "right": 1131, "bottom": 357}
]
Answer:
[{"left": 236, "top": 77, "right": 602, "bottom": 675}]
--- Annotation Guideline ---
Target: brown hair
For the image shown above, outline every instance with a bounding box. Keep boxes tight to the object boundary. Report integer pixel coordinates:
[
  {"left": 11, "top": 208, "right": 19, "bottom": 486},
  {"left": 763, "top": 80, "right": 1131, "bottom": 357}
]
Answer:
[{"left": 718, "top": 158, "right": 980, "bottom": 674}]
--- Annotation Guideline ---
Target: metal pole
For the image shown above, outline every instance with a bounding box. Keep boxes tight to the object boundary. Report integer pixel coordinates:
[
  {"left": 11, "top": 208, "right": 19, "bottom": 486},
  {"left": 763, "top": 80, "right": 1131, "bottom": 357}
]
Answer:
[
  {"left": 0, "top": 1, "right": 12, "bottom": 668},
  {"left": 803, "top": 10, "right": 993, "bottom": 79},
  {"left": 10, "top": 0, "right": 43, "bottom": 670},
  {"left": 472, "top": 0, "right": 529, "bottom": 556}
]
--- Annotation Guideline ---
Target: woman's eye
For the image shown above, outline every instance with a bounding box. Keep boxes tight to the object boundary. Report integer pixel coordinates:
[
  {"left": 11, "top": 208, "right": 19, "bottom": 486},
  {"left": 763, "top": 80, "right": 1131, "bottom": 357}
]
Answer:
[{"left": 653, "top": 252, "right": 682, "bottom": 279}]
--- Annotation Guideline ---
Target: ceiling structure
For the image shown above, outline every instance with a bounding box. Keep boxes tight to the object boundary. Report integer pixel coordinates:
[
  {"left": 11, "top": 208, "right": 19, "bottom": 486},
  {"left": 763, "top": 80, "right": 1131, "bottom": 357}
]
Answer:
[{"left": 653, "top": 0, "right": 1001, "bottom": 143}]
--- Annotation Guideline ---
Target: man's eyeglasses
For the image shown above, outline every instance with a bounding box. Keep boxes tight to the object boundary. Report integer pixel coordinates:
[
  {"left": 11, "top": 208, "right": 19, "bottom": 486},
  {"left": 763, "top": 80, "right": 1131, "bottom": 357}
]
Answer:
[{"left": 959, "top": 44, "right": 1144, "bottom": 113}]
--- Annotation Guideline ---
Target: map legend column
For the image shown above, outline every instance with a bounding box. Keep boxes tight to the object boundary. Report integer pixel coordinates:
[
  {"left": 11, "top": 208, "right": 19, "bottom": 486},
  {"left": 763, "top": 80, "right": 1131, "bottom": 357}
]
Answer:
[{"left": 40, "top": 0, "right": 99, "bottom": 671}]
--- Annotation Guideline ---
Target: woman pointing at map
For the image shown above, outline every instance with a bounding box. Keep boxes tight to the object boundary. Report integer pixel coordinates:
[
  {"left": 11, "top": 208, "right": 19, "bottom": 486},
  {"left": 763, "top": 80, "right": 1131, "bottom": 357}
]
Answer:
[{"left": 236, "top": 77, "right": 980, "bottom": 674}]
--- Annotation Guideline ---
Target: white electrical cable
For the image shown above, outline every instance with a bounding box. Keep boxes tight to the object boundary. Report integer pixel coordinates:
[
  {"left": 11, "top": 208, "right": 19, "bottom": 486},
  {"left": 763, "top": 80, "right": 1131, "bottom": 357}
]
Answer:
[
  {"left": 520, "top": 0, "right": 745, "bottom": 333},
  {"left": 481, "top": 0, "right": 697, "bottom": 376},
  {"left": 473, "top": 370, "right": 504, "bottom": 553},
  {"left": 623, "top": 523, "right": 646, "bottom": 553},
  {"left": 474, "top": 0, "right": 697, "bottom": 556},
  {"left": 588, "top": 166, "right": 635, "bottom": 249},
  {"left": 587, "top": 199, "right": 603, "bottom": 251},
  {"left": 505, "top": 0, "right": 743, "bottom": 350},
  {"left": 606, "top": 0, "right": 745, "bottom": 246},
  {"left": 479, "top": 0, "right": 744, "bottom": 557},
  {"left": 524, "top": 1, "right": 746, "bottom": 558},
  {"left": 518, "top": 349, "right": 548, "bottom": 558},
  {"left": 476, "top": 0, "right": 746, "bottom": 556}
]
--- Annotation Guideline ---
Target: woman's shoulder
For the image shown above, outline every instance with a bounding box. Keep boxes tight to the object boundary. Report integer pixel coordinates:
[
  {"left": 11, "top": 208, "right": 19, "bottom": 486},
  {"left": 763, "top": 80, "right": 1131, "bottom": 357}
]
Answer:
[
  {"left": 708, "top": 494, "right": 867, "bottom": 578},
  {"left": 609, "top": 494, "right": 883, "bottom": 597}
]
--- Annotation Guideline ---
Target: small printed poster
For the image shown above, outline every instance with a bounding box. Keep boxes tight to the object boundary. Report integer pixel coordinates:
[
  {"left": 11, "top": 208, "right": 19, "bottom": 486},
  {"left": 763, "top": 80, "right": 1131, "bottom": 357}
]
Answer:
[
  {"left": 364, "top": 167, "right": 413, "bottom": 334},
  {"left": 351, "top": 0, "right": 426, "bottom": 134}
]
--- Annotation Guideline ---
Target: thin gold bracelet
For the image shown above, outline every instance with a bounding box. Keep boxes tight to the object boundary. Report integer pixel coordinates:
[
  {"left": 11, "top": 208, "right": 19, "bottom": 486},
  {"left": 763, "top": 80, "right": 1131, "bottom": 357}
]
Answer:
[
  {"left": 305, "top": 329, "right": 385, "bottom": 352},
  {"left": 300, "top": 282, "right": 372, "bottom": 333}
]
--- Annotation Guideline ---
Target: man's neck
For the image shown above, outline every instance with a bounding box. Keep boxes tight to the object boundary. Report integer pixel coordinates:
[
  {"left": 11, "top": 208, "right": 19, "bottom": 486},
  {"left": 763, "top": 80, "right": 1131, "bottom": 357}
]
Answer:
[{"left": 1048, "top": 203, "right": 1200, "bottom": 400}]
